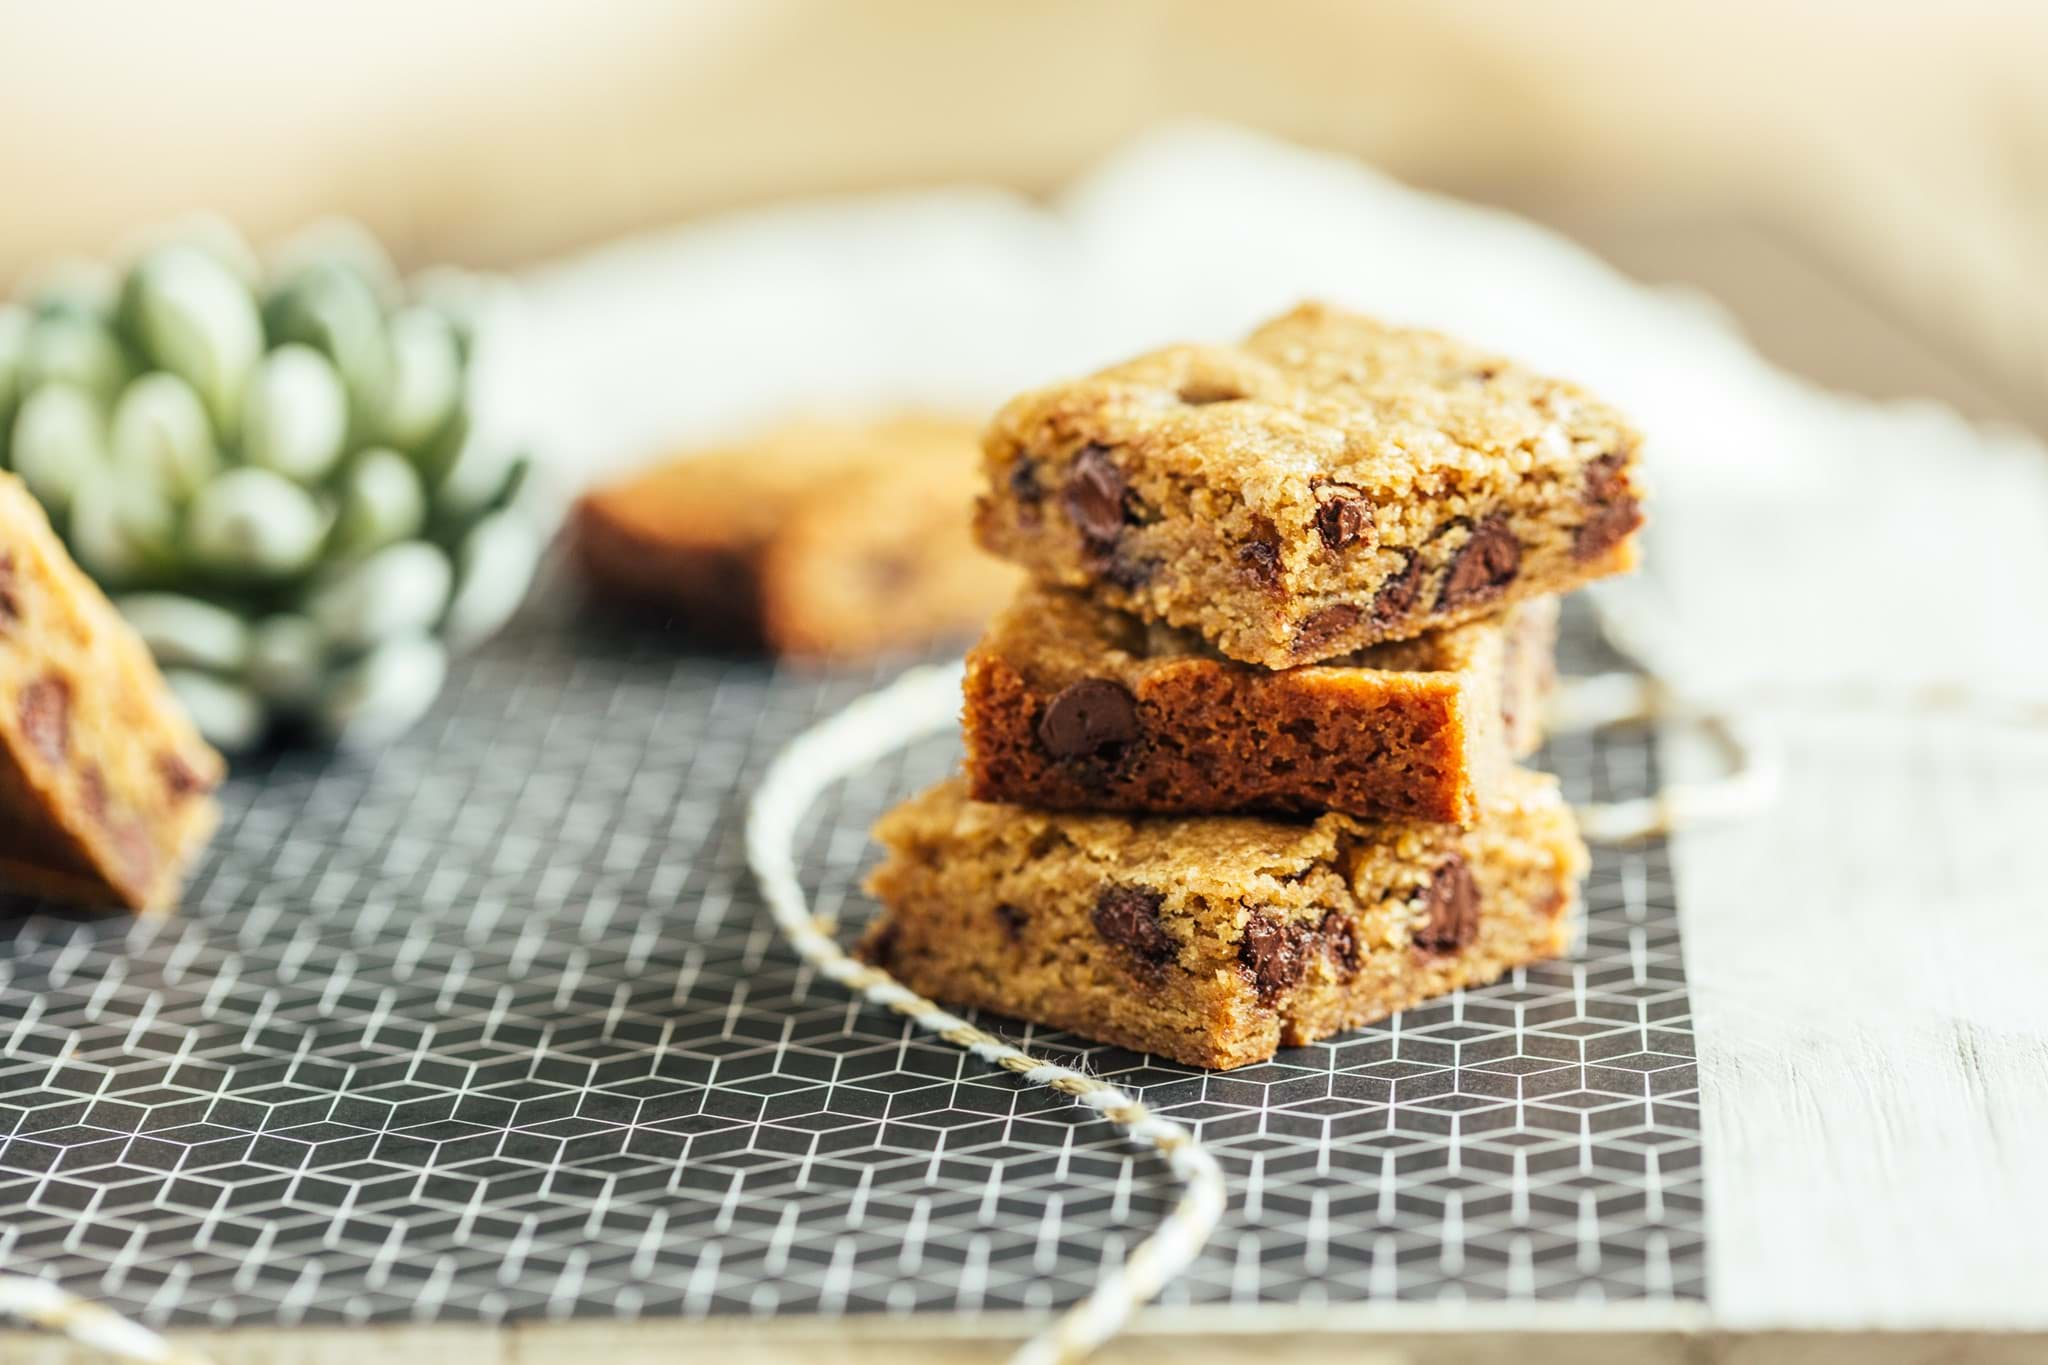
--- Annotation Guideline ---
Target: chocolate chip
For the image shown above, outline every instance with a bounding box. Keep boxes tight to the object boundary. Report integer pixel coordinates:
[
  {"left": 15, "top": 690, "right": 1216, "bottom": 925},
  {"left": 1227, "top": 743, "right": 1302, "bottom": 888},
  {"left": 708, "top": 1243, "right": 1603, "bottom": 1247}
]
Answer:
[
  {"left": 159, "top": 752, "right": 213, "bottom": 801},
  {"left": 1039, "top": 677, "right": 1139, "bottom": 762},
  {"left": 1468, "top": 365, "right": 1500, "bottom": 383},
  {"left": 1103, "top": 553, "right": 1159, "bottom": 591},
  {"left": 1009, "top": 455, "right": 1043, "bottom": 505},
  {"left": 1573, "top": 451, "right": 1642, "bottom": 560},
  {"left": 1063, "top": 445, "right": 1129, "bottom": 551},
  {"left": 75, "top": 762, "right": 155, "bottom": 892},
  {"left": 0, "top": 553, "right": 19, "bottom": 630},
  {"left": 1413, "top": 855, "right": 1479, "bottom": 954},
  {"left": 1370, "top": 551, "right": 1422, "bottom": 628},
  {"left": 19, "top": 674, "right": 71, "bottom": 766},
  {"left": 1321, "top": 909, "right": 1361, "bottom": 980},
  {"left": 1092, "top": 884, "right": 1175, "bottom": 970},
  {"left": 1237, "top": 536, "right": 1283, "bottom": 592},
  {"left": 994, "top": 902, "right": 1028, "bottom": 941},
  {"left": 1314, "top": 488, "right": 1369, "bottom": 552},
  {"left": 80, "top": 764, "right": 109, "bottom": 824},
  {"left": 859, "top": 920, "right": 902, "bottom": 971},
  {"left": 1239, "top": 912, "right": 1314, "bottom": 1005},
  {"left": 1293, "top": 603, "right": 1362, "bottom": 658},
  {"left": 1436, "top": 516, "right": 1521, "bottom": 611}
]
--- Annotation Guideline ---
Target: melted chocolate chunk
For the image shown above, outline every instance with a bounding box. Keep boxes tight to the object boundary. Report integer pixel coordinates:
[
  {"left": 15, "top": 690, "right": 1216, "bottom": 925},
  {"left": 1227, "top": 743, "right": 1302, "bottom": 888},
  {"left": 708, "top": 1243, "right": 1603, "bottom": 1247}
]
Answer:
[
  {"left": 994, "top": 902, "right": 1028, "bottom": 941},
  {"left": 159, "top": 752, "right": 212, "bottom": 801},
  {"left": 1237, "top": 536, "right": 1283, "bottom": 592},
  {"left": 1436, "top": 516, "right": 1521, "bottom": 611},
  {"left": 1102, "top": 553, "right": 1159, "bottom": 591},
  {"left": 1009, "top": 455, "right": 1043, "bottom": 505},
  {"left": 1038, "top": 678, "right": 1139, "bottom": 761},
  {"left": 1062, "top": 445, "right": 1130, "bottom": 551},
  {"left": 1313, "top": 488, "right": 1369, "bottom": 552},
  {"left": 1238, "top": 912, "right": 1314, "bottom": 1005},
  {"left": 1573, "top": 451, "right": 1642, "bottom": 560},
  {"left": 1413, "top": 855, "right": 1480, "bottom": 954},
  {"left": 1321, "top": 909, "right": 1362, "bottom": 980},
  {"left": 1369, "top": 551, "right": 1421, "bottom": 627},
  {"left": 1092, "top": 884, "right": 1176, "bottom": 970},
  {"left": 0, "top": 553, "right": 19, "bottom": 629},
  {"left": 859, "top": 920, "right": 902, "bottom": 971},
  {"left": 19, "top": 674, "right": 71, "bottom": 765},
  {"left": 1292, "top": 603, "right": 1362, "bottom": 658},
  {"left": 80, "top": 764, "right": 109, "bottom": 824}
]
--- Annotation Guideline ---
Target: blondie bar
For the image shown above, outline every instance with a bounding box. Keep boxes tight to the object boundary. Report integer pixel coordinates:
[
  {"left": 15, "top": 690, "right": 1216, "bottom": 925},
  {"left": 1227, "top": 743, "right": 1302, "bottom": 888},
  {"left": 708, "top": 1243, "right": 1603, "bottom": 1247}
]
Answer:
[
  {"left": 0, "top": 473, "right": 224, "bottom": 910},
  {"left": 976, "top": 303, "right": 1643, "bottom": 666},
  {"left": 860, "top": 770, "right": 1586, "bottom": 1070},
  {"left": 964, "top": 585, "right": 1555, "bottom": 823},
  {"left": 574, "top": 416, "right": 1020, "bottom": 660}
]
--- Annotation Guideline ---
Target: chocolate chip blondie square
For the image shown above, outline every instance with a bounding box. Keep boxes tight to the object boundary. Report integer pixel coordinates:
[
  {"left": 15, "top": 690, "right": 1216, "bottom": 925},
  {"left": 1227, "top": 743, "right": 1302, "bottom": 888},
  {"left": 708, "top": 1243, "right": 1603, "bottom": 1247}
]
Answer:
[
  {"left": 965, "top": 585, "right": 1556, "bottom": 824},
  {"left": 860, "top": 769, "right": 1586, "bottom": 1070},
  {"left": 574, "top": 416, "right": 1020, "bottom": 661},
  {"left": 977, "top": 303, "right": 1643, "bottom": 666},
  {"left": 0, "top": 472, "right": 224, "bottom": 910}
]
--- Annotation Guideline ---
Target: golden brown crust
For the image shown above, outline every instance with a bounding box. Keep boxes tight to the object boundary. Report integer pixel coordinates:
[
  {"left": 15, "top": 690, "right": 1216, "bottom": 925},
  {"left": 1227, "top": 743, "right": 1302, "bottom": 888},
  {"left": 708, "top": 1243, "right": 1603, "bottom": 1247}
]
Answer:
[
  {"left": 963, "top": 586, "right": 1556, "bottom": 823},
  {"left": 860, "top": 772, "right": 1587, "bottom": 1070},
  {"left": 573, "top": 415, "right": 1019, "bottom": 660},
  {"left": 0, "top": 473, "right": 224, "bottom": 911},
  {"left": 975, "top": 302, "right": 1645, "bottom": 665}
]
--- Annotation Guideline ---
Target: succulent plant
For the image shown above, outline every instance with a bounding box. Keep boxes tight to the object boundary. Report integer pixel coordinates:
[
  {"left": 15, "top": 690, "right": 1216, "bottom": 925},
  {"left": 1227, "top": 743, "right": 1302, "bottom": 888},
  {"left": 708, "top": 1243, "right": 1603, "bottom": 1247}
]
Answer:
[{"left": 0, "top": 218, "right": 542, "bottom": 753}]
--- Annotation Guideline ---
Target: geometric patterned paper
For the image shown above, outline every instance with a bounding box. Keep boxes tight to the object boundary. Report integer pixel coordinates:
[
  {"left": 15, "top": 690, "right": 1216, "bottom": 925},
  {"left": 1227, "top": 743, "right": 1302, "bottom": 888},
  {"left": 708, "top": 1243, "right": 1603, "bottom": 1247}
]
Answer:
[{"left": 0, "top": 591, "right": 1702, "bottom": 1329}]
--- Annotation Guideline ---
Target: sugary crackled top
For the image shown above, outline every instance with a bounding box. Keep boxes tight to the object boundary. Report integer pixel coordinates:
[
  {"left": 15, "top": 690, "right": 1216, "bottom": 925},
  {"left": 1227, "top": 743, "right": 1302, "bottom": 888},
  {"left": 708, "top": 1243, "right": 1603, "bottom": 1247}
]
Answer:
[
  {"left": 986, "top": 303, "right": 1640, "bottom": 504},
  {"left": 876, "top": 770, "right": 1563, "bottom": 889},
  {"left": 981, "top": 581, "right": 1509, "bottom": 688},
  {"left": 580, "top": 414, "right": 983, "bottom": 548}
]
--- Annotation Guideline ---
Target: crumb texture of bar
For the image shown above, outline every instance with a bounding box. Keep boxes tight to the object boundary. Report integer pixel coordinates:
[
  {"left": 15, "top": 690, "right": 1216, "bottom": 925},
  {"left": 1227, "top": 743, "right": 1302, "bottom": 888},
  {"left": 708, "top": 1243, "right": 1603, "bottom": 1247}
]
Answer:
[
  {"left": 964, "top": 584, "right": 1557, "bottom": 823},
  {"left": 0, "top": 473, "right": 224, "bottom": 911},
  {"left": 859, "top": 770, "right": 1587, "bottom": 1070},
  {"left": 573, "top": 415, "right": 1020, "bottom": 659},
  {"left": 975, "top": 302, "right": 1645, "bottom": 665}
]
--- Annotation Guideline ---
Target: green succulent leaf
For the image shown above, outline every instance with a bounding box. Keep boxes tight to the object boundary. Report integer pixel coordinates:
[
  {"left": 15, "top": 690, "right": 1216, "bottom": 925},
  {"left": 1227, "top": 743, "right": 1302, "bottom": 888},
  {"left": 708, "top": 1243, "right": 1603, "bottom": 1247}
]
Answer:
[
  {"left": 240, "top": 343, "right": 349, "bottom": 482},
  {"left": 162, "top": 668, "right": 267, "bottom": 752},
  {"left": 308, "top": 539, "right": 452, "bottom": 651},
  {"left": 185, "top": 466, "right": 331, "bottom": 579},
  {"left": 245, "top": 613, "right": 327, "bottom": 708},
  {"left": 123, "top": 245, "right": 264, "bottom": 437},
  {"left": 110, "top": 372, "right": 218, "bottom": 501},
  {"left": 70, "top": 472, "right": 177, "bottom": 587},
  {"left": 264, "top": 260, "right": 394, "bottom": 443},
  {"left": 316, "top": 633, "right": 447, "bottom": 750},
  {"left": 11, "top": 384, "right": 107, "bottom": 514},
  {"left": 331, "top": 446, "right": 427, "bottom": 558},
  {"left": 116, "top": 593, "right": 252, "bottom": 672}
]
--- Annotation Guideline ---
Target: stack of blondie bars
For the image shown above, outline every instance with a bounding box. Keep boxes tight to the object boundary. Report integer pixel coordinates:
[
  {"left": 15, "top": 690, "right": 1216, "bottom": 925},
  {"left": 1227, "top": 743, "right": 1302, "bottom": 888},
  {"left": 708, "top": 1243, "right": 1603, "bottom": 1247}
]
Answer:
[{"left": 860, "top": 303, "right": 1645, "bottom": 1069}]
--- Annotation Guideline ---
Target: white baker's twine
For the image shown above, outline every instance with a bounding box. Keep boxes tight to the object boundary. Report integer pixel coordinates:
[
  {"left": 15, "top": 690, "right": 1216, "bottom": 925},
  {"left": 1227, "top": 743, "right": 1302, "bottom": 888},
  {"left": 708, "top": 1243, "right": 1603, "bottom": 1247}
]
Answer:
[
  {"left": 1546, "top": 671, "right": 1779, "bottom": 842},
  {"left": 0, "top": 1275, "right": 213, "bottom": 1364},
  {"left": 745, "top": 660, "right": 1227, "bottom": 1365}
]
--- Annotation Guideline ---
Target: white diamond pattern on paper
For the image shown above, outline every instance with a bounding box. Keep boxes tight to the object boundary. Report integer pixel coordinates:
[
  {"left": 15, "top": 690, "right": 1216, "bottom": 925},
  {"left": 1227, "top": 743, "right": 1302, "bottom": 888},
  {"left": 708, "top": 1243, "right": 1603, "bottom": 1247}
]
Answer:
[{"left": 0, "top": 593, "right": 1702, "bottom": 1328}]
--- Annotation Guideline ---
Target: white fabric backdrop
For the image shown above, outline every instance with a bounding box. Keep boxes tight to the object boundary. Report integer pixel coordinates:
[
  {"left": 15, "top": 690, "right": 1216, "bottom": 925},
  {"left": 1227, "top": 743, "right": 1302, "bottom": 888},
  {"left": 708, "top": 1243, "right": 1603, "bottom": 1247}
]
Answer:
[{"left": 492, "top": 124, "right": 2048, "bottom": 1329}]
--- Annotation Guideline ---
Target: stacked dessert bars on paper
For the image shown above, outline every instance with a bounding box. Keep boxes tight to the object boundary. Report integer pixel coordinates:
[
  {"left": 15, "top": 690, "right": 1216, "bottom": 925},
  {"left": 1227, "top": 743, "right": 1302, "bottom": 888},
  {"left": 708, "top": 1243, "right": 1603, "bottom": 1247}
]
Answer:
[{"left": 859, "top": 303, "right": 1645, "bottom": 1069}]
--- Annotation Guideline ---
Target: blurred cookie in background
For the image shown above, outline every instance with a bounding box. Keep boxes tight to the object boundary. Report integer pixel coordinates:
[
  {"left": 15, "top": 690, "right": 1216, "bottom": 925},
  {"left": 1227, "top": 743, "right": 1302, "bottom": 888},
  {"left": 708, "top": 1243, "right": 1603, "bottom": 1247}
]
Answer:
[{"left": 571, "top": 415, "right": 1019, "bottom": 661}]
